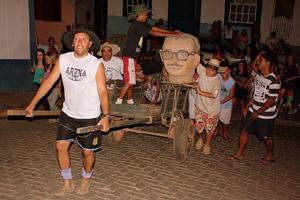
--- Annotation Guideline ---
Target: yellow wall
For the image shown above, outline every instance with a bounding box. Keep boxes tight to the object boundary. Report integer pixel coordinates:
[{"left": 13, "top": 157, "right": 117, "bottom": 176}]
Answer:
[{"left": 35, "top": 0, "right": 75, "bottom": 48}]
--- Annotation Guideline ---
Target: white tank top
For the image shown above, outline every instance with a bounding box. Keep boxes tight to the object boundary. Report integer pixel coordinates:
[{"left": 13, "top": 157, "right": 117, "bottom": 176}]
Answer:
[{"left": 60, "top": 52, "right": 101, "bottom": 119}]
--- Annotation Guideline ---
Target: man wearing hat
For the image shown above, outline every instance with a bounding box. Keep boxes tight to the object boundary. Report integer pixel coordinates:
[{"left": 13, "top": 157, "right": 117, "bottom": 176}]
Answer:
[
  {"left": 193, "top": 58, "right": 221, "bottom": 155},
  {"left": 98, "top": 42, "right": 123, "bottom": 82},
  {"left": 25, "top": 29, "right": 110, "bottom": 196},
  {"left": 115, "top": 4, "right": 182, "bottom": 105}
]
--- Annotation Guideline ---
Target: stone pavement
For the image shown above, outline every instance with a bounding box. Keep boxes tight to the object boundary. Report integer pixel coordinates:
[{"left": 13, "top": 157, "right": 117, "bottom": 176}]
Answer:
[{"left": 0, "top": 91, "right": 300, "bottom": 200}]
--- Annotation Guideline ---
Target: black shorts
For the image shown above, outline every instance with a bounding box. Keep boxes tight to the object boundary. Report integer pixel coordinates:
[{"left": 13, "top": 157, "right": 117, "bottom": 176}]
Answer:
[
  {"left": 57, "top": 112, "right": 102, "bottom": 151},
  {"left": 240, "top": 111, "right": 275, "bottom": 140}
]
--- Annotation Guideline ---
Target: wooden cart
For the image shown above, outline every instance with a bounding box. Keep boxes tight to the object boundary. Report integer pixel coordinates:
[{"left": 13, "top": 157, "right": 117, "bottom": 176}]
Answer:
[{"left": 77, "top": 82, "right": 195, "bottom": 161}]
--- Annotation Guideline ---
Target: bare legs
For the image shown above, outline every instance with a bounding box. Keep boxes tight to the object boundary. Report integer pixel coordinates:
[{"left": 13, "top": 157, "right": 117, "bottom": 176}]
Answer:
[
  {"left": 229, "top": 131, "right": 273, "bottom": 161},
  {"left": 117, "top": 84, "right": 133, "bottom": 100},
  {"left": 263, "top": 137, "right": 273, "bottom": 161},
  {"left": 55, "top": 141, "right": 95, "bottom": 196}
]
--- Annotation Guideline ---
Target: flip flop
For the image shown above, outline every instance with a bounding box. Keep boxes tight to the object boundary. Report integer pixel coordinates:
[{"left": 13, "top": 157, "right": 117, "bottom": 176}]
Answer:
[
  {"left": 260, "top": 158, "right": 275, "bottom": 163},
  {"left": 227, "top": 155, "right": 243, "bottom": 160}
]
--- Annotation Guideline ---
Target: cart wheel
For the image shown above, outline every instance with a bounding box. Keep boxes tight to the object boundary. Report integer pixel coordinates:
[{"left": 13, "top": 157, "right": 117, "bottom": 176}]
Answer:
[
  {"left": 103, "top": 129, "right": 126, "bottom": 146},
  {"left": 173, "top": 119, "right": 195, "bottom": 161}
]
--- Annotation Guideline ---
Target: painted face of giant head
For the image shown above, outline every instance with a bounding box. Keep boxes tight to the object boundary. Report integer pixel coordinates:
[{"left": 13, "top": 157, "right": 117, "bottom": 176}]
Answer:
[{"left": 160, "top": 34, "right": 200, "bottom": 83}]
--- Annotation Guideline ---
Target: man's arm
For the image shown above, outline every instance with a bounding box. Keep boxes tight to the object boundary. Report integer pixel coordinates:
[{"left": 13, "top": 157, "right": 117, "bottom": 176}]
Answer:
[
  {"left": 195, "top": 85, "right": 219, "bottom": 99},
  {"left": 25, "top": 59, "right": 61, "bottom": 116},
  {"left": 252, "top": 96, "right": 277, "bottom": 119},
  {"left": 221, "top": 85, "right": 235, "bottom": 104},
  {"left": 149, "top": 26, "right": 182, "bottom": 37},
  {"left": 96, "top": 63, "right": 110, "bottom": 132}
]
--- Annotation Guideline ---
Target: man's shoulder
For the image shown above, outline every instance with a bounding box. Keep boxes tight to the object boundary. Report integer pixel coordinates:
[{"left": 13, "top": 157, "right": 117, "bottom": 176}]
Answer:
[
  {"left": 130, "top": 20, "right": 152, "bottom": 30},
  {"left": 112, "top": 56, "right": 123, "bottom": 64},
  {"left": 266, "top": 73, "right": 279, "bottom": 83},
  {"left": 60, "top": 52, "right": 72, "bottom": 59}
]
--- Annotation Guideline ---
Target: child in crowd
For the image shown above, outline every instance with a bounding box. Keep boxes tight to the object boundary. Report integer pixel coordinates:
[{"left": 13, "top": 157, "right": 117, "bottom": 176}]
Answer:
[
  {"left": 194, "top": 58, "right": 221, "bottom": 155},
  {"left": 216, "top": 61, "right": 235, "bottom": 140}
]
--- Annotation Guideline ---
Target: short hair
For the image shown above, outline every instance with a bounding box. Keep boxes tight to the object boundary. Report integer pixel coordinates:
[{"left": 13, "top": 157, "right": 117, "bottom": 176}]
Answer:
[
  {"left": 163, "top": 33, "right": 200, "bottom": 54},
  {"left": 260, "top": 51, "right": 276, "bottom": 70}
]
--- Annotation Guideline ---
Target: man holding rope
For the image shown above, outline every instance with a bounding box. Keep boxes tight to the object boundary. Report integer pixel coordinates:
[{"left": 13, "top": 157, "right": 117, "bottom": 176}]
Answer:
[{"left": 25, "top": 29, "right": 109, "bottom": 196}]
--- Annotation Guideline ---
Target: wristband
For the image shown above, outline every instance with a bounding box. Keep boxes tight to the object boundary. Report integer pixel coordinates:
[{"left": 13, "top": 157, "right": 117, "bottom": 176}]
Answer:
[{"left": 101, "top": 113, "right": 110, "bottom": 118}]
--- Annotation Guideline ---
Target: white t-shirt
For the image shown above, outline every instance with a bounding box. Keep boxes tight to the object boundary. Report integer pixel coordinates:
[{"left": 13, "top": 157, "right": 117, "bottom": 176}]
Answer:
[
  {"left": 195, "top": 64, "right": 221, "bottom": 117},
  {"left": 99, "top": 56, "right": 123, "bottom": 81},
  {"left": 60, "top": 52, "right": 101, "bottom": 119}
]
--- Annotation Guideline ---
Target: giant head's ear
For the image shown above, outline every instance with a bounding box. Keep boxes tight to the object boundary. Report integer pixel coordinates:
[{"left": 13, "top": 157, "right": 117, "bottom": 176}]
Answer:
[
  {"left": 89, "top": 41, "right": 92, "bottom": 48},
  {"left": 193, "top": 54, "right": 200, "bottom": 67}
]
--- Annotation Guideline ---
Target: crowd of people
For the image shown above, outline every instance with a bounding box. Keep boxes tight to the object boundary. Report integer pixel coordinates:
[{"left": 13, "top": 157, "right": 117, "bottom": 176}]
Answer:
[
  {"left": 209, "top": 20, "right": 300, "bottom": 115},
  {"left": 27, "top": 3, "right": 300, "bottom": 197}
]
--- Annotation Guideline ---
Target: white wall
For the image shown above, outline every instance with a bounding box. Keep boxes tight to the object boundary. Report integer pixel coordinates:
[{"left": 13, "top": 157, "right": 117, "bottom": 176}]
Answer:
[
  {"left": 0, "top": 0, "right": 30, "bottom": 59},
  {"left": 108, "top": 0, "right": 168, "bottom": 20},
  {"left": 201, "top": 0, "right": 225, "bottom": 23},
  {"left": 290, "top": 0, "right": 300, "bottom": 45},
  {"left": 260, "top": 0, "right": 275, "bottom": 42},
  {"left": 108, "top": 0, "right": 123, "bottom": 16},
  {"left": 152, "top": 0, "right": 168, "bottom": 20}
]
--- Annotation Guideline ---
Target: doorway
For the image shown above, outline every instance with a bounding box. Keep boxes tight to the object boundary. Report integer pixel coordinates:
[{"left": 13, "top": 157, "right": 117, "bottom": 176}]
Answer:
[{"left": 168, "top": 0, "right": 201, "bottom": 36}]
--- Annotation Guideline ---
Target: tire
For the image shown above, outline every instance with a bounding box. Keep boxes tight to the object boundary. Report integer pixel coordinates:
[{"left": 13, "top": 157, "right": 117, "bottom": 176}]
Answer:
[
  {"left": 173, "top": 119, "right": 195, "bottom": 161},
  {"left": 103, "top": 129, "right": 126, "bottom": 146}
]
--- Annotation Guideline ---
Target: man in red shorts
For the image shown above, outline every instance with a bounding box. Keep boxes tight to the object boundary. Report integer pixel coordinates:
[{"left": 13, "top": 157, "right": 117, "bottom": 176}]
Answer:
[{"left": 115, "top": 4, "right": 182, "bottom": 105}]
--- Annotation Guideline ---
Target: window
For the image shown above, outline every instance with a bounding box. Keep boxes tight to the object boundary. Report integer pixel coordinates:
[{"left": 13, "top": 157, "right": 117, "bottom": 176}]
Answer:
[
  {"left": 225, "top": 0, "right": 261, "bottom": 26},
  {"left": 229, "top": 3, "right": 256, "bottom": 24},
  {"left": 123, "top": 0, "right": 152, "bottom": 17},
  {"left": 34, "top": 0, "right": 61, "bottom": 21}
]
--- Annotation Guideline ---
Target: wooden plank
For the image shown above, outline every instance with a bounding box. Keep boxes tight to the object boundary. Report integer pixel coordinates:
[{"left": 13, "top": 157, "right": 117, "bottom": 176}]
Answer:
[
  {"left": 76, "top": 118, "right": 155, "bottom": 134},
  {"left": 110, "top": 103, "right": 160, "bottom": 118},
  {"left": 124, "top": 128, "right": 168, "bottom": 138},
  {"left": 7, "top": 110, "right": 60, "bottom": 116}
]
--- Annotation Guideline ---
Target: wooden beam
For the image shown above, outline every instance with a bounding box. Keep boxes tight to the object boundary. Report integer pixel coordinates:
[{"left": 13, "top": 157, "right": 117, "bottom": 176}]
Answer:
[{"left": 6, "top": 110, "right": 60, "bottom": 116}]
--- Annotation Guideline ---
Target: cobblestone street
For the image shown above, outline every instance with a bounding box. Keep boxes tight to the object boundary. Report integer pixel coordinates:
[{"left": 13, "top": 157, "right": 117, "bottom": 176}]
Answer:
[{"left": 0, "top": 117, "right": 299, "bottom": 200}]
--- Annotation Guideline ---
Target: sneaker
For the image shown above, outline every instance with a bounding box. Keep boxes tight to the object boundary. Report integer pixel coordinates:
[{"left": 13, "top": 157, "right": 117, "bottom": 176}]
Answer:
[
  {"left": 127, "top": 99, "right": 134, "bottom": 105},
  {"left": 75, "top": 178, "right": 91, "bottom": 195},
  {"left": 195, "top": 137, "right": 203, "bottom": 150},
  {"left": 288, "top": 108, "right": 298, "bottom": 115},
  {"left": 54, "top": 180, "right": 75, "bottom": 197},
  {"left": 202, "top": 145, "right": 211, "bottom": 155},
  {"left": 115, "top": 98, "right": 123, "bottom": 104}
]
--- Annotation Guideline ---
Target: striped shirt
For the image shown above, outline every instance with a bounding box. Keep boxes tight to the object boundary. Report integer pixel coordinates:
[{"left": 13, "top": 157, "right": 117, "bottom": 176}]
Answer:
[{"left": 249, "top": 73, "right": 280, "bottom": 119}]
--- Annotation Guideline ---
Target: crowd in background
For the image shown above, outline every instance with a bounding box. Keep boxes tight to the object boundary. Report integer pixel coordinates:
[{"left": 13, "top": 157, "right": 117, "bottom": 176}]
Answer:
[{"left": 209, "top": 20, "right": 300, "bottom": 116}]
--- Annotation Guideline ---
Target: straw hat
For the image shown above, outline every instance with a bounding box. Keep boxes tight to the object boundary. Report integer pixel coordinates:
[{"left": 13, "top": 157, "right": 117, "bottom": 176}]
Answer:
[
  {"left": 207, "top": 58, "right": 220, "bottom": 68},
  {"left": 62, "top": 29, "right": 101, "bottom": 53},
  {"left": 207, "top": 58, "right": 223, "bottom": 72},
  {"left": 97, "top": 42, "right": 120, "bottom": 56}
]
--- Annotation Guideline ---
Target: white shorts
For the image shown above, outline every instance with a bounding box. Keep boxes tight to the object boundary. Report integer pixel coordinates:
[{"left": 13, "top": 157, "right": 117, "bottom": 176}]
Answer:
[
  {"left": 219, "top": 108, "right": 232, "bottom": 125},
  {"left": 123, "top": 57, "right": 136, "bottom": 85}
]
